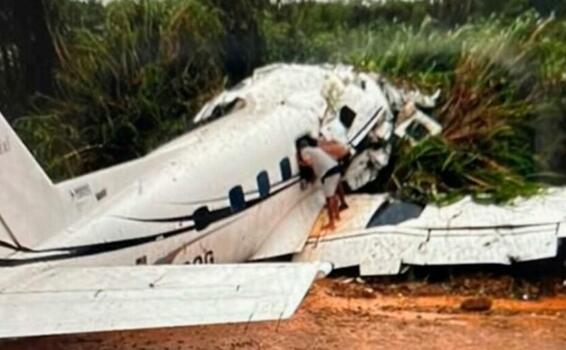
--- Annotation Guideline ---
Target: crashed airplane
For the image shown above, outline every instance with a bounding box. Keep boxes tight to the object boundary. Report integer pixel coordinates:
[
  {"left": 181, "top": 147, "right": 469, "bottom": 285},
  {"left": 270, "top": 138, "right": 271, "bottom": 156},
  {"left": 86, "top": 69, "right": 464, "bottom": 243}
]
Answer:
[{"left": 0, "top": 64, "right": 565, "bottom": 338}]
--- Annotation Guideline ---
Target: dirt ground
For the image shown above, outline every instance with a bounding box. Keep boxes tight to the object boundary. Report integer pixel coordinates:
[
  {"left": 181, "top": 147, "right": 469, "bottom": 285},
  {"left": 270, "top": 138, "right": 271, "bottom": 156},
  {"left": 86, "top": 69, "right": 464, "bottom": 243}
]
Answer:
[{"left": 5, "top": 274, "right": 566, "bottom": 350}]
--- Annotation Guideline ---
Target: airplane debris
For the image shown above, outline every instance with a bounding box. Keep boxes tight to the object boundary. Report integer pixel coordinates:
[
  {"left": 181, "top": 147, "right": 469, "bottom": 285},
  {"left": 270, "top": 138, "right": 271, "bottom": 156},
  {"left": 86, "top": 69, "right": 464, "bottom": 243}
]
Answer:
[{"left": 0, "top": 63, "right": 565, "bottom": 339}]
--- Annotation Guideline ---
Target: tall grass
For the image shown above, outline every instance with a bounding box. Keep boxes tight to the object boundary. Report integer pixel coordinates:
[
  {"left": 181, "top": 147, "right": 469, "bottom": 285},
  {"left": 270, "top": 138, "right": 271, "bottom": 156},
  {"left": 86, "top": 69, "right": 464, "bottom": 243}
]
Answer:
[
  {"left": 15, "top": 0, "right": 226, "bottom": 179},
  {"left": 14, "top": 1, "right": 566, "bottom": 205},
  {"left": 261, "top": 8, "right": 566, "bottom": 204}
]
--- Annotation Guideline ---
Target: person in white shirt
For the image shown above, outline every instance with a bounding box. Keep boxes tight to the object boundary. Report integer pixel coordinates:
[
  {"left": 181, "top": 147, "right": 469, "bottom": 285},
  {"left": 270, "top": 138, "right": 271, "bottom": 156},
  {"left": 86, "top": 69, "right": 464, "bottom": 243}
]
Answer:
[
  {"left": 318, "top": 137, "right": 350, "bottom": 210},
  {"left": 298, "top": 139, "right": 342, "bottom": 230}
]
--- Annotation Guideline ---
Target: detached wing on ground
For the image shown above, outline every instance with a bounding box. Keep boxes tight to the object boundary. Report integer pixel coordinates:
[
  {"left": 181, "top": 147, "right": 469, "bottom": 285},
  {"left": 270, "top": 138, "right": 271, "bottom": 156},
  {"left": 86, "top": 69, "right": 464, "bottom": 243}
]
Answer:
[
  {"left": 294, "top": 190, "right": 566, "bottom": 276},
  {"left": 0, "top": 262, "right": 329, "bottom": 339}
]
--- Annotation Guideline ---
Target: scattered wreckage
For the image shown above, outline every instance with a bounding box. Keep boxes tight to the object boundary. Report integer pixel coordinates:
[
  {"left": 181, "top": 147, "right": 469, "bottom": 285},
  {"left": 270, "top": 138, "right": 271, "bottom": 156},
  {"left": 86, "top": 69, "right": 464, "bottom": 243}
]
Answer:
[
  {"left": 0, "top": 63, "right": 564, "bottom": 338},
  {"left": 200, "top": 63, "right": 566, "bottom": 275}
]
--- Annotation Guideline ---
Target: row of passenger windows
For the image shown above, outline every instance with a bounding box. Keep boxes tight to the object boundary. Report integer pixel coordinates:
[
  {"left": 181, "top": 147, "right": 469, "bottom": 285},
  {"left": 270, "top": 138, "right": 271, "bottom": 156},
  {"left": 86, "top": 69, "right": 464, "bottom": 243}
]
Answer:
[
  {"left": 228, "top": 157, "right": 293, "bottom": 214},
  {"left": 192, "top": 157, "right": 295, "bottom": 232}
]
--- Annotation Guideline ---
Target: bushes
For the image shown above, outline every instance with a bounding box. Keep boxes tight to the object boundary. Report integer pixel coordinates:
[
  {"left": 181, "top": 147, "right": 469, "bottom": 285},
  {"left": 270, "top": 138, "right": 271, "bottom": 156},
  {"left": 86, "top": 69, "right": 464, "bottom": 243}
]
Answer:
[
  {"left": 262, "top": 6, "right": 566, "bottom": 204},
  {"left": 16, "top": 0, "right": 226, "bottom": 179},
  {"left": 11, "top": 0, "right": 566, "bottom": 205},
  {"left": 0, "top": 0, "right": 56, "bottom": 119}
]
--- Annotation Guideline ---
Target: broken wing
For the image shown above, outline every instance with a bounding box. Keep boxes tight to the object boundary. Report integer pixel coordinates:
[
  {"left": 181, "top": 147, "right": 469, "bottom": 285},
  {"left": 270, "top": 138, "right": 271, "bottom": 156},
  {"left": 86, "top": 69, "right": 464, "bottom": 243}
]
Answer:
[{"left": 294, "top": 191, "right": 566, "bottom": 276}]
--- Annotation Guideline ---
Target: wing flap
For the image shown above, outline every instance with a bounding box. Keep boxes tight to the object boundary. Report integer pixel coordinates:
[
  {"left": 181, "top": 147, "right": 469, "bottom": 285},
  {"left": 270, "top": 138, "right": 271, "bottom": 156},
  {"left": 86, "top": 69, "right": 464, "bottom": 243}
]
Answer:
[
  {"left": 295, "top": 190, "right": 566, "bottom": 276},
  {"left": 0, "top": 263, "right": 329, "bottom": 338},
  {"left": 295, "top": 223, "right": 562, "bottom": 276}
]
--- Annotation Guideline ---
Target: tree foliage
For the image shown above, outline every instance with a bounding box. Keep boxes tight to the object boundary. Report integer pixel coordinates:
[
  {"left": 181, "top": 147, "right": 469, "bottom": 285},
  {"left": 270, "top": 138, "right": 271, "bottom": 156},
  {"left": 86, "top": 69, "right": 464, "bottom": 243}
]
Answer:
[
  {"left": 16, "top": 0, "right": 227, "bottom": 179},
  {"left": 0, "top": 0, "right": 55, "bottom": 119},
  {"left": 260, "top": 3, "right": 566, "bottom": 204},
  {"left": 3, "top": 0, "right": 566, "bottom": 205}
]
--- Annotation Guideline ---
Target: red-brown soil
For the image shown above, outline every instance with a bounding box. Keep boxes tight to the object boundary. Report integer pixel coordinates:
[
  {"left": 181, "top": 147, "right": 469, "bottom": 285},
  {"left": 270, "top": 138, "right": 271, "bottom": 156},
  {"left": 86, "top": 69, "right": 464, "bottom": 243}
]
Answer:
[{"left": 4, "top": 276, "right": 566, "bottom": 350}]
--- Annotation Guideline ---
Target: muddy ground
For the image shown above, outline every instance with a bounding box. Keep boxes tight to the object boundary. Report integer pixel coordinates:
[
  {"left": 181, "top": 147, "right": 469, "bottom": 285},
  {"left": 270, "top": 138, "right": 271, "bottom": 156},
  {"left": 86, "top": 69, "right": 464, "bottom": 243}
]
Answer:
[{"left": 5, "top": 269, "right": 566, "bottom": 350}]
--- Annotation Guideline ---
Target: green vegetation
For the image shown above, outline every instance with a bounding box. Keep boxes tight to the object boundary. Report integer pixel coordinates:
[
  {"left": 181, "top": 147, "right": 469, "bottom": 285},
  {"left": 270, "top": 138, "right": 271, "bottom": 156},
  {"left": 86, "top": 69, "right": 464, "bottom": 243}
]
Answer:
[
  {"left": 11, "top": 0, "right": 264, "bottom": 178},
  {"left": 263, "top": 4, "right": 566, "bottom": 204},
  {"left": 3, "top": 0, "right": 566, "bottom": 204},
  {"left": 15, "top": 0, "right": 227, "bottom": 178}
]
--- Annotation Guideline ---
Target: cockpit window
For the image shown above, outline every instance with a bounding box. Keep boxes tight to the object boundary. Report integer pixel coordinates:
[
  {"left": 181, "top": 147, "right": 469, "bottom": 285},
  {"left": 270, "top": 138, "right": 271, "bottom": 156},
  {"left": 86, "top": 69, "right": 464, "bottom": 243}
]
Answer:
[{"left": 339, "top": 105, "right": 356, "bottom": 129}]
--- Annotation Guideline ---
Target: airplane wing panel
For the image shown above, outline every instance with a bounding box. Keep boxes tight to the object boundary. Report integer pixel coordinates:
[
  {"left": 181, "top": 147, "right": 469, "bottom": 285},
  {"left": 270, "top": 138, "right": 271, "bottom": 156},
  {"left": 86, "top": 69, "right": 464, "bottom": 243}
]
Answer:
[
  {"left": 0, "top": 263, "right": 329, "bottom": 339},
  {"left": 295, "top": 224, "right": 561, "bottom": 276},
  {"left": 294, "top": 192, "right": 566, "bottom": 276},
  {"left": 401, "top": 187, "right": 566, "bottom": 229}
]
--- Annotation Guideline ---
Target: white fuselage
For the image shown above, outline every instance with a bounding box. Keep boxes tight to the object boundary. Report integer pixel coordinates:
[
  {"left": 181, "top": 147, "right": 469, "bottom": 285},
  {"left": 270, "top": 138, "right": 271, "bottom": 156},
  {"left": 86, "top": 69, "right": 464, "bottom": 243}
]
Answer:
[{"left": 2, "top": 64, "right": 387, "bottom": 269}]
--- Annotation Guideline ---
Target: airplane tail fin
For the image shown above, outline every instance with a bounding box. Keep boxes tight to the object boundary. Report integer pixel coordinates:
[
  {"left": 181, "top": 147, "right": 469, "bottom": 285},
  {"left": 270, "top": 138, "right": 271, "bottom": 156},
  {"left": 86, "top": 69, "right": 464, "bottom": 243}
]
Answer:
[{"left": 0, "top": 111, "right": 66, "bottom": 252}]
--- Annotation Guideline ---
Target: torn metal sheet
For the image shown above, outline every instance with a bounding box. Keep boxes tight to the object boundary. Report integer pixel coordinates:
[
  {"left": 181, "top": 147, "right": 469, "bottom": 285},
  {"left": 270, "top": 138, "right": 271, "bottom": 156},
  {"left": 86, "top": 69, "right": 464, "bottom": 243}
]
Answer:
[
  {"left": 294, "top": 192, "right": 566, "bottom": 276},
  {"left": 1, "top": 61, "right": 562, "bottom": 338},
  {"left": 401, "top": 187, "right": 566, "bottom": 231}
]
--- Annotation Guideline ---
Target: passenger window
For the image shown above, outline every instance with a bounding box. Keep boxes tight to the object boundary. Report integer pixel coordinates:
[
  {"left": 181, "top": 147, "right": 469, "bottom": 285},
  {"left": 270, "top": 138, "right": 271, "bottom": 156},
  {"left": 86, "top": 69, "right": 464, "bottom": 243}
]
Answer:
[
  {"left": 229, "top": 186, "right": 246, "bottom": 213},
  {"left": 257, "top": 171, "right": 270, "bottom": 198},
  {"left": 279, "top": 158, "right": 292, "bottom": 181}
]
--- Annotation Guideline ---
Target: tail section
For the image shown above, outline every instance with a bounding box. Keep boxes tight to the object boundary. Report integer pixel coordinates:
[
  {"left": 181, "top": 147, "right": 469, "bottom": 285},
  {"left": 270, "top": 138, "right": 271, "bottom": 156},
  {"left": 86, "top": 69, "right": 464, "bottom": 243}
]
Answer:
[{"left": 0, "top": 112, "right": 66, "bottom": 254}]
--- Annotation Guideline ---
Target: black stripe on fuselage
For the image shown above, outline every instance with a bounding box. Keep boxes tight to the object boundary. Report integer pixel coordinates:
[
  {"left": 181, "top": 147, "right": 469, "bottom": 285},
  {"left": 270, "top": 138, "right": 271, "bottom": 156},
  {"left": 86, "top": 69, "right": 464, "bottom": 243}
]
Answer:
[
  {"left": 0, "top": 179, "right": 301, "bottom": 266},
  {"left": 118, "top": 177, "right": 301, "bottom": 223},
  {"left": 124, "top": 106, "right": 382, "bottom": 226},
  {"left": 0, "top": 214, "right": 29, "bottom": 251},
  {"left": 0, "top": 239, "right": 29, "bottom": 252},
  {"left": 166, "top": 175, "right": 301, "bottom": 206},
  {"left": 0, "top": 224, "right": 196, "bottom": 267},
  {"left": 348, "top": 107, "right": 384, "bottom": 147},
  {"left": 0, "top": 106, "right": 382, "bottom": 265}
]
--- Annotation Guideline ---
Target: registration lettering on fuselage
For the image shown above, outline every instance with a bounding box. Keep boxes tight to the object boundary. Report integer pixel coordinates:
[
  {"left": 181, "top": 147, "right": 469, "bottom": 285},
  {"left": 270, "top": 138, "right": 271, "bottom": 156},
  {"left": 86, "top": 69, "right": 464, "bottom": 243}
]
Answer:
[{"left": 187, "top": 250, "right": 215, "bottom": 265}]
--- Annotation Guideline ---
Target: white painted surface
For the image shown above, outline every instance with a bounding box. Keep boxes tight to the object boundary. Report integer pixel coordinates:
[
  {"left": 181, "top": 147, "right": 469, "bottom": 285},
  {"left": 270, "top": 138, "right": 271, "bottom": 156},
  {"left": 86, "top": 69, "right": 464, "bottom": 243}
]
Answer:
[
  {"left": 295, "top": 191, "right": 566, "bottom": 275},
  {"left": 3, "top": 64, "right": 386, "bottom": 269},
  {"left": 1, "top": 61, "right": 565, "bottom": 338},
  {"left": 0, "top": 263, "right": 328, "bottom": 338},
  {"left": 401, "top": 187, "right": 566, "bottom": 231},
  {"left": 0, "top": 113, "right": 68, "bottom": 252},
  {"left": 251, "top": 188, "right": 325, "bottom": 260},
  {"left": 0, "top": 63, "right": 389, "bottom": 338}
]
